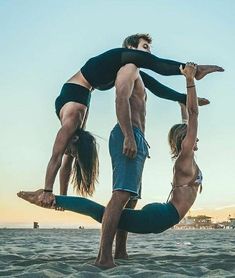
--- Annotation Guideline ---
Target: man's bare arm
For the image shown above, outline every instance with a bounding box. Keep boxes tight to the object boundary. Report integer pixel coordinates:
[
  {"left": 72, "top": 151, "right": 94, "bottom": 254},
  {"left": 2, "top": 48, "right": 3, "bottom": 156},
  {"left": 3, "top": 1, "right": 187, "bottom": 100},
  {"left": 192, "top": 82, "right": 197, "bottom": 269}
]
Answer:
[{"left": 115, "top": 63, "right": 139, "bottom": 158}]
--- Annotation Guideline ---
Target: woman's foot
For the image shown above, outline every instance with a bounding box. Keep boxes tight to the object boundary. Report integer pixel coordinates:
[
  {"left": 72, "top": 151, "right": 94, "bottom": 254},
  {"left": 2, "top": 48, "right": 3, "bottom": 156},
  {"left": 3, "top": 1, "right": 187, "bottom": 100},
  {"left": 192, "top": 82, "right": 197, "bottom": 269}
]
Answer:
[
  {"left": 195, "top": 65, "right": 224, "bottom": 80},
  {"left": 198, "top": 97, "right": 210, "bottom": 106},
  {"left": 17, "top": 189, "right": 55, "bottom": 208}
]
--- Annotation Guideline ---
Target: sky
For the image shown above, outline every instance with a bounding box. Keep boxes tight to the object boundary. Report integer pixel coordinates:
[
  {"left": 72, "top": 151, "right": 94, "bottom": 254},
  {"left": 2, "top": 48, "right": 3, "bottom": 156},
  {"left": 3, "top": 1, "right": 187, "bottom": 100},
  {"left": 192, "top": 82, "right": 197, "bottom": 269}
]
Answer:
[{"left": 0, "top": 0, "right": 235, "bottom": 228}]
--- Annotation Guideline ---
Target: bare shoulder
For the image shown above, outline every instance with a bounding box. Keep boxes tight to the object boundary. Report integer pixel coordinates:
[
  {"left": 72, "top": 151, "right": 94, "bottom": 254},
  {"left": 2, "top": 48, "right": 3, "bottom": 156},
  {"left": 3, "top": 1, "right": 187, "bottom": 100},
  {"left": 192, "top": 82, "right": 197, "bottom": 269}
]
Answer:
[
  {"left": 116, "top": 64, "right": 139, "bottom": 86},
  {"left": 60, "top": 102, "right": 86, "bottom": 125}
]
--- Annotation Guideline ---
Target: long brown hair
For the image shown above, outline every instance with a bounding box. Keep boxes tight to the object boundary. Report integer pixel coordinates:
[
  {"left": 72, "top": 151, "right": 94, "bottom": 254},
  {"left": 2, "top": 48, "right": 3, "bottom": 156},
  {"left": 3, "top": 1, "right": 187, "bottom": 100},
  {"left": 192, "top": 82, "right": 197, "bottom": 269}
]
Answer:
[
  {"left": 168, "top": 124, "right": 187, "bottom": 159},
  {"left": 70, "top": 129, "right": 99, "bottom": 196}
]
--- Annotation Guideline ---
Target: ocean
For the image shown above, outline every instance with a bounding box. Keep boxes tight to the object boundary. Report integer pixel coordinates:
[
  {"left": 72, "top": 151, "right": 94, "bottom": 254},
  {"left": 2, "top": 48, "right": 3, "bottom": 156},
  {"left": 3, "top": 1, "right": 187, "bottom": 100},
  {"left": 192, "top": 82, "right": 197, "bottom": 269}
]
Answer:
[{"left": 0, "top": 229, "right": 234, "bottom": 277}]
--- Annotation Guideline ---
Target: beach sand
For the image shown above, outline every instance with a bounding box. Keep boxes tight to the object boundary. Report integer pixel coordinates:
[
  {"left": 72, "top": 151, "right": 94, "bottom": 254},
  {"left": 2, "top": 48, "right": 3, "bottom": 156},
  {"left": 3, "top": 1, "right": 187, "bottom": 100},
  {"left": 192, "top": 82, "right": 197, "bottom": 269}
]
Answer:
[{"left": 1, "top": 229, "right": 234, "bottom": 277}]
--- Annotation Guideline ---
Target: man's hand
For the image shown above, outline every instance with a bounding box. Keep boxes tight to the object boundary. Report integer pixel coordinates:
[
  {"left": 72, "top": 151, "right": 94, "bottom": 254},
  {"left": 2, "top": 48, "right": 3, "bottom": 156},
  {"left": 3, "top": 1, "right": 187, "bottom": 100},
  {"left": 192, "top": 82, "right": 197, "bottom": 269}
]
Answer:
[{"left": 123, "top": 136, "right": 137, "bottom": 159}]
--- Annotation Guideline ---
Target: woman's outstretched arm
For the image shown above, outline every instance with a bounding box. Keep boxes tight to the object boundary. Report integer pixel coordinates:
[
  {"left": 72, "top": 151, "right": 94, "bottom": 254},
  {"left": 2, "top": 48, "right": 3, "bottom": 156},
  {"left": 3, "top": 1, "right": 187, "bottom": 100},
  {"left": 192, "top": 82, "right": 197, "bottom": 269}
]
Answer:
[
  {"left": 59, "top": 154, "right": 74, "bottom": 195},
  {"left": 180, "top": 63, "right": 198, "bottom": 154}
]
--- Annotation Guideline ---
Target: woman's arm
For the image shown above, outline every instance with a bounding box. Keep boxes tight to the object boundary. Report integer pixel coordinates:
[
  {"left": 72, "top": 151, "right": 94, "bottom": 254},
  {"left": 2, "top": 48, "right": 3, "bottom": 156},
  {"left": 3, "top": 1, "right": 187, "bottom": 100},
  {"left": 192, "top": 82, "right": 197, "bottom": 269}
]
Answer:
[
  {"left": 180, "top": 63, "right": 198, "bottom": 154},
  {"left": 39, "top": 110, "right": 83, "bottom": 206},
  {"left": 59, "top": 154, "right": 74, "bottom": 195},
  {"left": 44, "top": 121, "right": 77, "bottom": 190}
]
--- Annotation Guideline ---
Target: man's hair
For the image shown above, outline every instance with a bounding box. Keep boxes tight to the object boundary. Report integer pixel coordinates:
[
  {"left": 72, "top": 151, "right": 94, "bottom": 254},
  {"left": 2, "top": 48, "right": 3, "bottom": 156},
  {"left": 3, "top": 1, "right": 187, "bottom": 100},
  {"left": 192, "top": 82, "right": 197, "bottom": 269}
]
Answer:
[{"left": 122, "top": 33, "right": 152, "bottom": 48}]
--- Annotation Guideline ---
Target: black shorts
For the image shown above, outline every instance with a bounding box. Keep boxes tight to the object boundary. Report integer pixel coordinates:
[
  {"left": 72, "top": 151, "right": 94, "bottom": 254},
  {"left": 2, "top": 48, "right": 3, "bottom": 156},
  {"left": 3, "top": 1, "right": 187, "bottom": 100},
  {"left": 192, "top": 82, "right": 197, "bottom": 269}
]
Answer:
[{"left": 55, "top": 83, "right": 91, "bottom": 118}]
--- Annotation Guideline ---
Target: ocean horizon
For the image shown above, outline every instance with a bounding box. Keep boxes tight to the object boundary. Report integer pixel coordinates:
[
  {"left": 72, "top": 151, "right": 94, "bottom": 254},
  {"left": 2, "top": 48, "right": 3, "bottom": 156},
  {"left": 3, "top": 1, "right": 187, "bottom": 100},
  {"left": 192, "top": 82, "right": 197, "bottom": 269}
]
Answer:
[{"left": 1, "top": 228, "right": 234, "bottom": 277}]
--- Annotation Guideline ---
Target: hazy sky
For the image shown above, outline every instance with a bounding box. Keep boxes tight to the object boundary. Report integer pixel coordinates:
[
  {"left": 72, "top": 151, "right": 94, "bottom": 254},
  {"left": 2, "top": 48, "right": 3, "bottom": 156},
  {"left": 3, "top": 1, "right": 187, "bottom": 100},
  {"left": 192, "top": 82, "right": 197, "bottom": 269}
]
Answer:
[{"left": 1, "top": 0, "right": 235, "bottom": 228}]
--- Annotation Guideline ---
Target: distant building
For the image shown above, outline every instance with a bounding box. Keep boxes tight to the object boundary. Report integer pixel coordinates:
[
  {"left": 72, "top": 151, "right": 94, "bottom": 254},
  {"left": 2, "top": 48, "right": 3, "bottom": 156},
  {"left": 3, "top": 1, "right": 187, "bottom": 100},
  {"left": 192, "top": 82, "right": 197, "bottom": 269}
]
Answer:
[
  {"left": 212, "top": 221, "right": 230, "bottom": 229},
  {"left": 229, "top": 217, "right": 235, "bottom": 229},
  {"left": 191, "top": 215, "right": 212, "bottom": 228},
  {"left": 175, "top": 215, "right": 213, "bottom": 229},
  {"left": 175, "top": 214, "right": 235, "bottom": 229}
]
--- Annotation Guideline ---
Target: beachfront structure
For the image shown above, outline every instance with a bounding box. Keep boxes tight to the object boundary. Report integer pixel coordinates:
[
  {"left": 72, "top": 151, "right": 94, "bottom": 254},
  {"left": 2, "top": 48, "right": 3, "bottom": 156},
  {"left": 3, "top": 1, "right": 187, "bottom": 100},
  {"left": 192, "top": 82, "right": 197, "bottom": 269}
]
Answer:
[
  {"left": 229, "top": 217, "right": 235, "bottom": 229},
  {"left": 175, "top": 215, "right": 235, "bottom": 229},
  {"left": 176, "top": 215, "right": 213, "bottom": 229},
  {"left": 191, "top": 215, "right": 212, "bottom": 227}
]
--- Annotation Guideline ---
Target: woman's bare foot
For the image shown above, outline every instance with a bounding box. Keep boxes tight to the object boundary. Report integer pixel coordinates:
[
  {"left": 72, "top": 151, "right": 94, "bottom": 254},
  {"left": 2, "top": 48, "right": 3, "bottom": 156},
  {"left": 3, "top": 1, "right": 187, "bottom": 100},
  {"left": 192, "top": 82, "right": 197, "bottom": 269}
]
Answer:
[
  {"left": 17, "top": 189, "right": 55, "bottom": 208},
  {"left": 198, "top": 97, "right": 210, "bottom": 106},
  {"left": 195, "top": 65, "right": 224, "bottom": 80}
]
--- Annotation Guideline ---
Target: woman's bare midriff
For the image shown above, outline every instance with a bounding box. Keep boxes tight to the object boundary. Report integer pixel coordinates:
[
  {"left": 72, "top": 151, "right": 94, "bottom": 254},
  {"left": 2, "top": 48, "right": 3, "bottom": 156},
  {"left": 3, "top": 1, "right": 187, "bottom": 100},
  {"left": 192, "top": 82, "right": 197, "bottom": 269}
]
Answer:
[{"left": 66, "top": 71, "right": 92, "bottom": 91}]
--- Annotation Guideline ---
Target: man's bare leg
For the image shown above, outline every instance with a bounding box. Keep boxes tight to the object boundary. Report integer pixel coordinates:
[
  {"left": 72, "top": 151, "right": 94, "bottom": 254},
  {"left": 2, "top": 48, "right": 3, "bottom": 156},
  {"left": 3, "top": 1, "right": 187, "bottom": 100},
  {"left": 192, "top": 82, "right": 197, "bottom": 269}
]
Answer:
[
  {"left": 114, "top": 199, "right": 137, "bottom": 259},
  {"left": 17, "top": 189, "right": 55, "bottom": 208},
  {"left": 195, "top": 65, "right": 224, "bottom": 80},
  {"left": 94, "top": 190, "right": 130, "bottom": 269}
]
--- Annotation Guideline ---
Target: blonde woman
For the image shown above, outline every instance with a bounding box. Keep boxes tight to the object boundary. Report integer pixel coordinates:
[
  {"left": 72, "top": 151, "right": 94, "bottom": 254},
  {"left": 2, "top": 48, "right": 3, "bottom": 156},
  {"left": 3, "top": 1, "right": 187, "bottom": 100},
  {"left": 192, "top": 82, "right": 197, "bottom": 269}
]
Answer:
[{"left": 18, "top": 62, "right": 204, "bottom": 237}]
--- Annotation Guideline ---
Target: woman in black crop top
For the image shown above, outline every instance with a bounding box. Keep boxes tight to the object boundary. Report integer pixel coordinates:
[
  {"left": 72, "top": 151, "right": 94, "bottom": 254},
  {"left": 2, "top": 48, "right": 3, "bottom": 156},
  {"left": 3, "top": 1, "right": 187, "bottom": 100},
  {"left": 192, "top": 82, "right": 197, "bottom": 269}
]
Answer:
[
  {"left": 21, "top": 33, "right": 223, "bottom": 207},
  {"left": 18, "top": 64, "right": 207, "bottom": 241}
]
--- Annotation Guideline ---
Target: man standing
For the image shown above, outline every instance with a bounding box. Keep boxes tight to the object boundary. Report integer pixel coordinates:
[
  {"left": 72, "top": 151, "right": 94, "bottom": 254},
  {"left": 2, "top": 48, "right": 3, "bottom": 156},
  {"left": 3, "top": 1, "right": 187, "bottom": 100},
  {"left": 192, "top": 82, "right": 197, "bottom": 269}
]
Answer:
[{"left": 95, "top": 34, "right": 153, "bottom": 268}]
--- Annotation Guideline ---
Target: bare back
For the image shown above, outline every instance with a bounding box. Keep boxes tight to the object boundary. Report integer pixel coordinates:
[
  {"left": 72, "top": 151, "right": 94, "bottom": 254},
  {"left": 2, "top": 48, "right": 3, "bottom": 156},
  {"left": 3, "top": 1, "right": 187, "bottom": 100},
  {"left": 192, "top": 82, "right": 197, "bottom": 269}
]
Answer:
[{"left": 172, "top": 153, "right": 198, "bottom": 186}]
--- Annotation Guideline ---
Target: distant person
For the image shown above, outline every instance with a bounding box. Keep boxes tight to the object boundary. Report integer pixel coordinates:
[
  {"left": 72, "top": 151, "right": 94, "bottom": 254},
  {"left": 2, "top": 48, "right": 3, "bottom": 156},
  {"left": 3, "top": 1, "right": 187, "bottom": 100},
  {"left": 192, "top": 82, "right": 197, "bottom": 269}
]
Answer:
[{"left": 19, "top": 63, "right": 204, "bottom": 268}]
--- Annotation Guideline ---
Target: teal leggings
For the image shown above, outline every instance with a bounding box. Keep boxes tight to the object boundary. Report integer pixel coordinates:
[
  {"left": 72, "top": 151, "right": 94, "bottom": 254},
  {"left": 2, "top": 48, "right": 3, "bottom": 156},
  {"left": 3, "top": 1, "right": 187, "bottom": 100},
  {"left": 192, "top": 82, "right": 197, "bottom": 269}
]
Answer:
[{"left": 55, "top": 196, "right": 180, "bottom": 234}]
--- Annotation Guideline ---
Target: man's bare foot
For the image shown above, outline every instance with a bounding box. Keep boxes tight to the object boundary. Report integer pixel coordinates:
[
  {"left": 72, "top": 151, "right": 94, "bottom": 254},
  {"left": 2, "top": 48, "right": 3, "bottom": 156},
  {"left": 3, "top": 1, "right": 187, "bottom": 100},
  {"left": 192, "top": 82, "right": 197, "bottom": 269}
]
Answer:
[
  {"left": 94, "top": 261, "right": 117, "bottom": 269},
  {"left": 114, "top": 252, "right": 129, "bottom": 259},
  {"left": 195, "top": 65, "right": 224, "bottom": 80},
  {"left": 17, "top": 189, "right": 55, "bottom": 208},
  {"left": 198, "top": 97, "right": 210, "bottom": 106}
]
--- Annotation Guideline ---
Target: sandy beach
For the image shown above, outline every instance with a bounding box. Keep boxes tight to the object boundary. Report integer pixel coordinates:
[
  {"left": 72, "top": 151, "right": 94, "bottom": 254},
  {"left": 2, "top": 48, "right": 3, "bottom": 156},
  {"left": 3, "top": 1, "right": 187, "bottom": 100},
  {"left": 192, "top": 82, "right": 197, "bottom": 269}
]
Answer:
[{"left": 1, "top": 228, "right": 234, "bottom": 277}]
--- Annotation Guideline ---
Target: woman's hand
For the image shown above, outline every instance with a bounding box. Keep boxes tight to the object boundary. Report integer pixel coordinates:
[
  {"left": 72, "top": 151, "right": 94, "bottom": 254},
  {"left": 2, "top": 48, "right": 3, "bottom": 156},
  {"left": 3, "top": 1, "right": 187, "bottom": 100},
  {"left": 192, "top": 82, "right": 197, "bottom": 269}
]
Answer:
[
  {"left": 180, "top": 62, "right": 197, "bottom": 79},
  {"left": 38, "top": 191, "right": 55, "bottom": 208}
]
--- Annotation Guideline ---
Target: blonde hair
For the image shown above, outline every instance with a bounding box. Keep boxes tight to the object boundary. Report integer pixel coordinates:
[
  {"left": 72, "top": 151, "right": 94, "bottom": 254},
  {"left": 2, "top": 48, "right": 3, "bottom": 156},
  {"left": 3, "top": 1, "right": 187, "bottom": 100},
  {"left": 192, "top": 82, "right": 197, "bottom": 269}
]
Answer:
[{"left": 168, "top": 124, "right": 187, "bottom": 159}]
